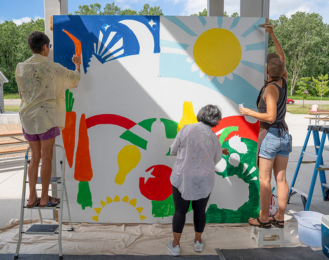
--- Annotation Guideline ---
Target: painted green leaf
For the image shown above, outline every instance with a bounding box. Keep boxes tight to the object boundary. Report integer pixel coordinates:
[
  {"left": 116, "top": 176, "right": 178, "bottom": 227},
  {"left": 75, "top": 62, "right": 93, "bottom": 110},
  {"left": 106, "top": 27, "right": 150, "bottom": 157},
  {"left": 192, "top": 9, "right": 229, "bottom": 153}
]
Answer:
[{"left": 77, "top": 181, "right": 93, "bottom": 210}]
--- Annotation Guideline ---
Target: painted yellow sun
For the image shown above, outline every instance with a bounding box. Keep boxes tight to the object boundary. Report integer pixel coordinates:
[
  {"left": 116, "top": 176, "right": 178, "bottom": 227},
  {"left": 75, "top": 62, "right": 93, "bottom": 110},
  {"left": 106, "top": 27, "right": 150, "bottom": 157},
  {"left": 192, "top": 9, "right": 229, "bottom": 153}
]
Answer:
[
  {"left": 193, "top": 28, "right": 242, "bottom": 77},
  {"left": 92, "top": 195, "right": 146, "bottom": 222}
]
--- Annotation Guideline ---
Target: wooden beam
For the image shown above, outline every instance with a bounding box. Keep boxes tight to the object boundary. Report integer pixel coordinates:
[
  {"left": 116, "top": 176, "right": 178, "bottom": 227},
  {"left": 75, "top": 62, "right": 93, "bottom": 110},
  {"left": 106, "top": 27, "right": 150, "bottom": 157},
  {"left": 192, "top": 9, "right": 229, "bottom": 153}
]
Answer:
[{"left": 50, "top": 16, "right": 53, "bottom": 31}]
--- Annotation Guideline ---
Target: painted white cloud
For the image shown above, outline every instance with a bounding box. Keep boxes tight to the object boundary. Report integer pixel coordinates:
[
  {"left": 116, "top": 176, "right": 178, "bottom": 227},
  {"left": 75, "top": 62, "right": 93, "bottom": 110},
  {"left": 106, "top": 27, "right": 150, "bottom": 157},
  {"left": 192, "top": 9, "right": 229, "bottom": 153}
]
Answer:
[{"left": 12, "top": 16, "right": 44, "bottom": 26}]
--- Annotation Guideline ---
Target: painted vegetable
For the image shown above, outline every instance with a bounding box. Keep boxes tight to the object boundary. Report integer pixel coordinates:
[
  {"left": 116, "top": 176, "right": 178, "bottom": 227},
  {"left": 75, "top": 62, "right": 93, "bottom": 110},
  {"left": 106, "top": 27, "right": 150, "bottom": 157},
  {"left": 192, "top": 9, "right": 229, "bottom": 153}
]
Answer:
[
  {"left": 62, "top": 90, "right": 76, "bottom": 168},
  {"left": 74, "top": 113, "right": 93, "bottom": 182},
  {"left": 139, "top": 165, "right": 172, "bottom": 201}
]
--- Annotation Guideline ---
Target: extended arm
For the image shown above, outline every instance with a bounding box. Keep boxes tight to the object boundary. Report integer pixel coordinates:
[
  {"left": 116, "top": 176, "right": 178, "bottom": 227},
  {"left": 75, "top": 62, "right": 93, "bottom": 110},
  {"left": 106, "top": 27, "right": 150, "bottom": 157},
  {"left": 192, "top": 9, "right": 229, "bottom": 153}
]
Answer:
[
  {"left": 265, "top": 24, "right": 288, "bottom": 79},
  {"left": 239, "top": 85, "right": 278, "bottom": 124}
]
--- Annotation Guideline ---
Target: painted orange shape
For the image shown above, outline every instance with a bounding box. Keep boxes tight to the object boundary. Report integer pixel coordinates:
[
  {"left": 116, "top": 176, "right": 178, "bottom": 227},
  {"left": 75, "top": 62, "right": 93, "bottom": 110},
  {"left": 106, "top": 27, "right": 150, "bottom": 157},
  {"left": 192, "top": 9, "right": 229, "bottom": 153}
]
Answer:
[
  {"left": 63, "top": 29, "right": 82, "bottom": 61},
  {"left": 74, "top": 114, "right": 93, "bottom": 182},
  {"left": 62, "top": 112, "right": 76, "bottom": 168}
]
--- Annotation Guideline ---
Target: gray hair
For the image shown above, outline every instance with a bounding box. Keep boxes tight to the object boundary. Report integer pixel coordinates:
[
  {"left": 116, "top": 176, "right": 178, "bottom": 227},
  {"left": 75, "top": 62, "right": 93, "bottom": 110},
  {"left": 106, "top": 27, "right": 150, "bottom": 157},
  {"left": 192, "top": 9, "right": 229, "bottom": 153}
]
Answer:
[{"left": 197, "top": 105, "right": 222, "bottom": 127}]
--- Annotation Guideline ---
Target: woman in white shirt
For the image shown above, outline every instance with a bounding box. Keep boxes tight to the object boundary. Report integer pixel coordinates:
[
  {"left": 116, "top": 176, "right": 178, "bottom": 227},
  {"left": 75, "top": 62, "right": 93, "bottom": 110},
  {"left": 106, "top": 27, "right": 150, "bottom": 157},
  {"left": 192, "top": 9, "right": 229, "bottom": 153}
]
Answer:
[
  {"left": 167, "top": 105, "right": 228, "bottom": 256},
  {"left": 16, "top": 31, "right": 81, "bottom": 208}
]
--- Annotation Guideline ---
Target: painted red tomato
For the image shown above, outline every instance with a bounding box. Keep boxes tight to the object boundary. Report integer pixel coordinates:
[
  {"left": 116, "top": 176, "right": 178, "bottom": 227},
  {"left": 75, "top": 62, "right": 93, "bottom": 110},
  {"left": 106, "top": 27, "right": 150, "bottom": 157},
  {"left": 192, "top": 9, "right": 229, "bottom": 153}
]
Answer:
[{"left": 139, "top": 165, "right": 172, "bottom": 201}]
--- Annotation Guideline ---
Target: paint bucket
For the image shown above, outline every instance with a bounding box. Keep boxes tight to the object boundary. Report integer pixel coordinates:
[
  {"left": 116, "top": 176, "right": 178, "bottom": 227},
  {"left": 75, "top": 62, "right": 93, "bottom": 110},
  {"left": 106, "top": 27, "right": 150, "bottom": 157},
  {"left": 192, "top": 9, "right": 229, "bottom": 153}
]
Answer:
[
  {"left": 293, "top": 211, "right": 323, "bottom": 247},
  {"left": 312, "top": 104, "right": 318, "bottom": 112}
]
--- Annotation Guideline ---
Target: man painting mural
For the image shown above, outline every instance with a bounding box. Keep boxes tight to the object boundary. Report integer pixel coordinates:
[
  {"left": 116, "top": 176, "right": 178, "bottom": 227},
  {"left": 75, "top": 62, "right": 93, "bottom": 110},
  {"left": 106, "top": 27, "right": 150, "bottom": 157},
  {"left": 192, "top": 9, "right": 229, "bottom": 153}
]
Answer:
[{"left": 15, "top": 31, "right": 81, "bottom": 207}]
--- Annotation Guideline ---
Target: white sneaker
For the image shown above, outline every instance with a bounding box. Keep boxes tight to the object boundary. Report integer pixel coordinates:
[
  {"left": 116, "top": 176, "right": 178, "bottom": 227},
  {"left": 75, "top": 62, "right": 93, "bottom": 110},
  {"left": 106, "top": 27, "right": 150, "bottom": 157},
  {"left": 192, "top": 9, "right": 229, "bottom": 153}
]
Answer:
[
  {"left": 167, "top": 240, "right": 180, "bottom": 256},
  {"left": 194, "top": 239, "right": 205, "bottom": 252}
]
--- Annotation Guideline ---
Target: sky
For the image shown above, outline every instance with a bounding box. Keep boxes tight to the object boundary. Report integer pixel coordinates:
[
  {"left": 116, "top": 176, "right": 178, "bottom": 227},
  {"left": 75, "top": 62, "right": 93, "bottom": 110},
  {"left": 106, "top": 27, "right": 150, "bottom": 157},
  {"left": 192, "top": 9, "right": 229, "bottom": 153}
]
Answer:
[{"left": 0, "top": 0, "right": 329, "bottom": 25}]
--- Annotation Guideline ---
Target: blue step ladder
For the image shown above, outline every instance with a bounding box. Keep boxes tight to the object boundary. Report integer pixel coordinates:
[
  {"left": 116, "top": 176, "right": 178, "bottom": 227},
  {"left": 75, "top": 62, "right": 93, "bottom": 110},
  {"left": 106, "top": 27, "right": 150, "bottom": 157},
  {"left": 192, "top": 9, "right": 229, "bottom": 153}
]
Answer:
[{"left": 288, "top": 125, "right": 329, "bottom": 210}]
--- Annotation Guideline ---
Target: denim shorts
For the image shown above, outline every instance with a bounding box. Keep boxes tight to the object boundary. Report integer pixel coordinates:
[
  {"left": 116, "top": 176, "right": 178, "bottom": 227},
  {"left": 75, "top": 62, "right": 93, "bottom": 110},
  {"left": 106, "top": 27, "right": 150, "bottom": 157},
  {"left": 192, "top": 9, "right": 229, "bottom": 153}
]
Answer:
[{"left": 259, "top": 127, "right": 291, "bottom": 159}]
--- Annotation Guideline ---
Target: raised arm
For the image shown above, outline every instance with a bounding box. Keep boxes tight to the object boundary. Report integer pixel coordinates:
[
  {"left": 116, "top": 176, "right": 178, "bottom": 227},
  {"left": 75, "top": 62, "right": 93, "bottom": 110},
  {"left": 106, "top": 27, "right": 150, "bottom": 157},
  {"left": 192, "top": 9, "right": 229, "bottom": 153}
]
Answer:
[
  {"left": 265, "top": 24, "right": 287, "bottom": 79},
  {"left": 57, "top": 55, "right": 81, "bottom": 89}
]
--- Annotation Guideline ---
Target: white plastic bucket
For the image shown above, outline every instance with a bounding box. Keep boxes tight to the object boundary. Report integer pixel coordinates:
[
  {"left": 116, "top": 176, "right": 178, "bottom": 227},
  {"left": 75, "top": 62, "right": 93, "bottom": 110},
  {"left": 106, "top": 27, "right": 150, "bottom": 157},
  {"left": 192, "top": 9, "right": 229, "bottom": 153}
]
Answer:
[
  {"left": 312, "top": 104, "right": 318, "bottom": 111},
  {"left": 293, "top": 211, "right": 323, "bottom": 247}
]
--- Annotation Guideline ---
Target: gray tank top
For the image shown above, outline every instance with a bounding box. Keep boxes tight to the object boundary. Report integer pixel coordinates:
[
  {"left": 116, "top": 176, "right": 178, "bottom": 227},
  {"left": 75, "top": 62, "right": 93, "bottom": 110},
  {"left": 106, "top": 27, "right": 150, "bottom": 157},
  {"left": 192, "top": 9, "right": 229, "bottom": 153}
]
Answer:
[{"left": 258, "top": 78, "right": 287, "bottom": 124}]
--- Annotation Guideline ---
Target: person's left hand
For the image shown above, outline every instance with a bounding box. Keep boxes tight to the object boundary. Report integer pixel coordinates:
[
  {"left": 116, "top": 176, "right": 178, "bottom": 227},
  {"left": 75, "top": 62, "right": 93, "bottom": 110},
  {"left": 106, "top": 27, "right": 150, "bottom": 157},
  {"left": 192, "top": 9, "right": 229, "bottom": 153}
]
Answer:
[
  {"left": 239, "top": 107, "right": 252, "bottom": 116},
  {"left": 222, "top": 148, "right": 229, "bottom": 155}
]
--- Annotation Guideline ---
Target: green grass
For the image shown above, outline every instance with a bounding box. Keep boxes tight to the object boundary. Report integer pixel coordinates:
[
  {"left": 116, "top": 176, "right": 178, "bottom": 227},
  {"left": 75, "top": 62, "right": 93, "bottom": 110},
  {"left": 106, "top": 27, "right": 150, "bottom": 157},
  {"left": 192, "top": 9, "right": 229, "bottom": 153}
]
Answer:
[
  {"left": 4, "top": 93, "right": 20, "bottom": 99},
  {"left": 4, "top": 106, "right": 19, "bottom": 112},
  {"left": 288, "top": 95, "right": 329, "bottom": 100},
  {"left": 287, "top": 104, "right": 329, "bottom": 114}
]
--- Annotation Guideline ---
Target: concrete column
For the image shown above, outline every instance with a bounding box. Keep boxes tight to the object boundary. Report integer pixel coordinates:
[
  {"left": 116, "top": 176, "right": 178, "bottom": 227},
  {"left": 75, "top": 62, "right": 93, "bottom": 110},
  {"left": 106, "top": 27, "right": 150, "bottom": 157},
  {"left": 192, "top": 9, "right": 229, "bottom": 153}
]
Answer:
[
  {"left": 44, "top": 0, "right": 68, "bottom": 61},
  {"left": 207, "top": 0, "right": 224, "bottom": 16}
]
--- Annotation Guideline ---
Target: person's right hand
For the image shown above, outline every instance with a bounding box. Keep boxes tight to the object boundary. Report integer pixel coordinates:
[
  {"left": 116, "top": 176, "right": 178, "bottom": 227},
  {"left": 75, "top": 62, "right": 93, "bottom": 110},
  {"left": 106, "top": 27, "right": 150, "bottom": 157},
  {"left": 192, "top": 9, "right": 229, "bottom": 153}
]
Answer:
[
  {"left": 263, "top": 23, "right": 274, "bottom": 34},
  {"left": 72, "top": 54, "right": 81, "bottom": 65},
  {"left": 222, "top": 148, "right": 229, "bottom": 155}
]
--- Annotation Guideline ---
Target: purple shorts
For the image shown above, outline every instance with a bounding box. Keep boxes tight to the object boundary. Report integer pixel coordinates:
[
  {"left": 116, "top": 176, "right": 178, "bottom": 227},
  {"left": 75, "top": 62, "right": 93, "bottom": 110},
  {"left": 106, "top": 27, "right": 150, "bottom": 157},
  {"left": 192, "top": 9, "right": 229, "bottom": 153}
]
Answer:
[{"left": 22, "top": 127, "right": 60, "bottom": 141}]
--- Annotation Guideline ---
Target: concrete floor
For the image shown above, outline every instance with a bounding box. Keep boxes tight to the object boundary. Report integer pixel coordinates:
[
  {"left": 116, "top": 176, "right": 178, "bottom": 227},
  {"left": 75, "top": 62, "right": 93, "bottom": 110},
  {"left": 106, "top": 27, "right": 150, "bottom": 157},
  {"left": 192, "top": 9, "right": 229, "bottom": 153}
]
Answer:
[{"left": 0, "top": 113, "right": 328, "bottom": 228}]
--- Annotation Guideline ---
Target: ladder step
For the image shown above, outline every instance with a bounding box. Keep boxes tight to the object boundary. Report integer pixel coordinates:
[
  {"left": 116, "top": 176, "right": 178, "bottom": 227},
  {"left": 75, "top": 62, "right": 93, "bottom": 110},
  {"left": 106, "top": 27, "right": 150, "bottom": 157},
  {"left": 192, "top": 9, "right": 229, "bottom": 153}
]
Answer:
[
  {"left": 316, "top": 146, "right": 329, "bottom": 152},
  {"left": 317, "top": 165, "right": 329, "bottom": 171},
  {"left": 25, "top": 224, "right": 59, "bottom": 235},
  {"left": 301, "top": 161, "right": 316, "bottom": 164},
  {"left": 322, "top": 183, "right": 329, "bottom": 189},
  {"left": 26, "top": 177, "right": 61, "bottom": 184},
  {"left": 24, "top": 202, "right": 61, "bottom": 210},
  {"left": 291, "top": 187, "right": 308, "bottom": 199},
  {"left": 303, "top": 151, "right": 318, "bottom": 158}
]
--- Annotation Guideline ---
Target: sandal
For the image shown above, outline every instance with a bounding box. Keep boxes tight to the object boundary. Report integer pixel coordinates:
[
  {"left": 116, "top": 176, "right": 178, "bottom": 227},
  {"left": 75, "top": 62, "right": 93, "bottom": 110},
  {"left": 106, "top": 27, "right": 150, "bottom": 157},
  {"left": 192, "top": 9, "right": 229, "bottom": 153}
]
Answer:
[
  {"left": 26, "top": 198, "right": 40, "bottom": 208},
  {"left": 39, "top": 196, "right": 60, "bottom": 207},
  {"left": 270, "top": 216, "right": 284, "bottom": 228},
  {"left": 248, "top": 218, "right": 272, "bottom": 229}
]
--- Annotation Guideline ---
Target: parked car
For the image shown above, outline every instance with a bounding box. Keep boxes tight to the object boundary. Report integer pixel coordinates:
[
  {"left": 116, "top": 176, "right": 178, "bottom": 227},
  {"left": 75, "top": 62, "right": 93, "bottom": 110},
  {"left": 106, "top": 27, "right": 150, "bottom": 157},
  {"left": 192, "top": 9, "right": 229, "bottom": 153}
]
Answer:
[{"left": 287, "top": 98, "right": 294, "bottom": 104}]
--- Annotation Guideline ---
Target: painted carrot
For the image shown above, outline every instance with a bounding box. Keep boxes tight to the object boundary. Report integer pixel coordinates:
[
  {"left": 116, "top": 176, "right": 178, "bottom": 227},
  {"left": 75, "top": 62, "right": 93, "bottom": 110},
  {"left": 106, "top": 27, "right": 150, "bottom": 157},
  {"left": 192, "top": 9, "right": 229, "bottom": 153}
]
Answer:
[
  {"left": 62, "top": 90, "right": 76, "bottom": 168},
  {"left": 74, "top": 113, "right": 93, "bottom": 182}
]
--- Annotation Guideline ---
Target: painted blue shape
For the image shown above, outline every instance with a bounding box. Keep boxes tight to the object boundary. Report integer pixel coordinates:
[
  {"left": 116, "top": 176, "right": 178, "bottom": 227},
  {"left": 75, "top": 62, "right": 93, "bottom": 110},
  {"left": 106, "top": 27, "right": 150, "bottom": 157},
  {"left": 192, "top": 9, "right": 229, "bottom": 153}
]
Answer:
[
  {"left": 217, "top": 17, "right": 223, "bottom": 28},
  {"left": 240, "top": 60, "right": 265, "bottom": 74},
  {"left": 53, "top": 15, "right": 160, "bottom": 73},
  {"left": 241, "top": 18, "right": 266, "bottom": 38},
  {"left": 198, "top": 16, "right": 207, "bottom": 26},
  {"left": 160, "top": 40, "right": 189, "bottom": 50},
  {"left": 160, "top": 53, "right": 259, "bottom": 110},
  {"left": 164, "top": 16, "right": 197, "bottom": 36},
  {"left": 245, "top": 42, "right": 265, "bottom": 51},
  {"left": 230, "top": 17, "right": 241, "bottom": 30}
]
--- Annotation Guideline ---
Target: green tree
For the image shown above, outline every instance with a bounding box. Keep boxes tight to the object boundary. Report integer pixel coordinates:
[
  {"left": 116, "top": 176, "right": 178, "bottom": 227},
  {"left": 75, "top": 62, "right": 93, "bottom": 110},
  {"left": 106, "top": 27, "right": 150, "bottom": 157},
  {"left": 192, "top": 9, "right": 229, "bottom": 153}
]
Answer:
[
  {"left": 268, "top": 12, "right": 329, "bottom": 96},
  {"left": 74, "top": 3, "right": 102, "bottom": 15},
  {"left": 191, "top": 9, "right": 238, "bottom": 17},
  {"left": 295, "top": 77, "right": 311, "bottom": 107},
  {"left": 74, "top": 2, "right": 163, "bottom": 16},
  {"left": 120, "top": 9, "right": 137, "bottom": 15},
  {"left": 313, "top": 74, "right": 329, "bottom": 105},
  {"left": 138, "top": 4, "right": 163, "bottom": 15},
  {"left": 102, "top": 2, "right": 121, "bottom": 15},
  {"left": 0, "top": 18, "right": 45, "bottom": 93}
]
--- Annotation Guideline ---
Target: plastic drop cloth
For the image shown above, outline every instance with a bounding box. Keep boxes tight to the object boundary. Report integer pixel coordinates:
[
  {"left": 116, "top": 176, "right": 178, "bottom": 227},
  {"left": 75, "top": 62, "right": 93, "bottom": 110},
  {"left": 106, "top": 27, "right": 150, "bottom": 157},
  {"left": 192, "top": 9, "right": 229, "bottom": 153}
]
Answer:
[{"left": 0, "top": 219, "right": 308, "bottom": 256}]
